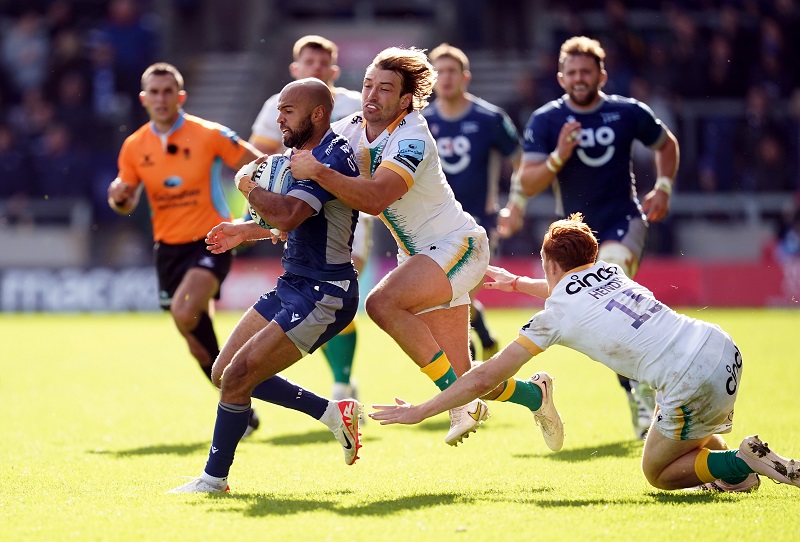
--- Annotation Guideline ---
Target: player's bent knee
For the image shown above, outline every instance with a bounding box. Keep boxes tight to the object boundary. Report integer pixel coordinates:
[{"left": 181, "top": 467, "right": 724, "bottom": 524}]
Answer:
[
  {"left": 365, "top": 291, "right": 389, "bottom": 324},
  {"left": 218, "top": 357, "right": 255, "bottom": 395},
  {"left": 170, "top": 305, "right": 201, "bottom": 330},
  {"left": 598, "top": 243, "right": 637, "bottom": 277},
  {"left": 211, "top": 358, "right": 229, "bottom": 388},
  {"left": 641, "top": 465, "right": 671, "bottom": 490}
]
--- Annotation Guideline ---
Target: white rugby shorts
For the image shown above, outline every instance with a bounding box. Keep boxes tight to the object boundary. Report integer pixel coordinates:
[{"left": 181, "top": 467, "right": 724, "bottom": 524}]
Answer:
[
  {"left": 653, "top": 326, "right": 741, "bottom": 441},
  {"left": 397, "top": 230, "right": 490, "bottom": 314}
]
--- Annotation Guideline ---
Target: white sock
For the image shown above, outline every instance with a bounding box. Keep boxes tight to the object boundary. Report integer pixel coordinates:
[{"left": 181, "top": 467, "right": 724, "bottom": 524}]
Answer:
[{"left": 319, "top": 400, "right": 340, "bottom": 430}]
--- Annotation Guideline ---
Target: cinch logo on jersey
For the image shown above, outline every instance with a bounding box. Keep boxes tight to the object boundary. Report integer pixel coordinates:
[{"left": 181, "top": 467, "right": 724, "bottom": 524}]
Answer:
[
  {"left": 163, "top": 176, "right": 182, "bottom": 187},
  {"left": 565, "top": 265, "right": 620, "bottom": 295}
]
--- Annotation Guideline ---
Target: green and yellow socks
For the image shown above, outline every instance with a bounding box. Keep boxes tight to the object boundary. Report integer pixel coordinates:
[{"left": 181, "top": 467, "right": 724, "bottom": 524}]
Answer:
[
  {"left": 421, "top": 353, "right": 543, "bottom": 412},
  {"left": 421, "top": 350, "right": 458, "bottom": 391},
  {"left": 695, "top": 448, "right": 754, "bottom": 485},
  {"left": 493, "top": 378, "right": 543, "bottom": 411}
]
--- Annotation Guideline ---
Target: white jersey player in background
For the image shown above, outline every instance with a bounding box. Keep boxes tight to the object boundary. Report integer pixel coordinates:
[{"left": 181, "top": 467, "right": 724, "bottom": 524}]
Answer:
[
  {"left": 291, "top": 46, "right": 558, "bottom": 447},
  {"left": 250, "top": 34, "right": 371, "bottom": 402},
  {"left": 250, "top": 35, "right": 361, "bottom": 155},
  {"left": 372, "top": 213, "right": 800, "bottom": 493}
]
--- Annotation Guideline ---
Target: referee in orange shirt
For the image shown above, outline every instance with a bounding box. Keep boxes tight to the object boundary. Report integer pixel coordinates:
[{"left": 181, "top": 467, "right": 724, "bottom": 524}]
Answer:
[{"left": 107, "top": 62, "right": 262, "bottom": 434}]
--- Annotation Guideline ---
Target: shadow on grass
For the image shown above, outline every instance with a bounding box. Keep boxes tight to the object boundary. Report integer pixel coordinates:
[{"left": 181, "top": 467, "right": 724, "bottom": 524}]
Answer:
[
  {"left": 185, "top": 485, "right": 731, "bottom": 517},
  {"left": 89, "top": 442, "right": 208, "bottom": 456},
  {"left": 264, "top": 429, "right": 338, "bottom": 446},
  {"left": 514, "top": 440, "right": 642, "bottom": 462},
  {"left": 647, "top": 491, "right": 752, "bottom": 504},
  {"left": 411, "top": 418, "right": 509, "bottom": 434},
  {"left": 88, "top": 427, "right": 380, "bottom": 458},
  {"left": 414, "top": 419, "right": 451, "bottom": 433},
  {"left": 194, "top": 488, "right": 546, "bottom": 517},
  {"left": 534, "top": 491, "right": 735, "bottom": 507}
]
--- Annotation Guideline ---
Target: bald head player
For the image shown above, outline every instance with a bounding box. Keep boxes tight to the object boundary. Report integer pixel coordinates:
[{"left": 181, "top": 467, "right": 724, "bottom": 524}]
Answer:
[{"left": 169, "top": 77, "right": 365, "bottom": 493}]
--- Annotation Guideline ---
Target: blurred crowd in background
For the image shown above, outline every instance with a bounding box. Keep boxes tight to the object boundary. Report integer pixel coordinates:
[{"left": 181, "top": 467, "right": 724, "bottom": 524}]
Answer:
[
  {"left": 0, "top": 0, "right": 158, "bottom": 227},
  {"left": 1, "top": 0, "right": 799, "bottom": 262}
]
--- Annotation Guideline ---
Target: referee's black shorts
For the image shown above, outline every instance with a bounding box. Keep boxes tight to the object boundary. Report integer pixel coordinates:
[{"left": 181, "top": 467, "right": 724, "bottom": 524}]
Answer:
[{"left": 154, "top": 240, "right": 233, "bottom": 310}]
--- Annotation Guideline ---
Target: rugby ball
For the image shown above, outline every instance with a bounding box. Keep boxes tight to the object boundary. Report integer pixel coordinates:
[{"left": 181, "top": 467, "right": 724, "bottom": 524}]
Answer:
[{"left": 238, "top": 155, "right": 295, "bottom": 230}]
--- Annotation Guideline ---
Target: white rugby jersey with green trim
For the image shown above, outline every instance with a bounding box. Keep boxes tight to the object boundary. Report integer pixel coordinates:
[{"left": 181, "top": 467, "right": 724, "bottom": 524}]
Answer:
[
  {"left": 332, "top": 110, "right": 484, "bottom": 255},
  {"left": 515, "top": 261, "right": 715, "bottom": 396}
]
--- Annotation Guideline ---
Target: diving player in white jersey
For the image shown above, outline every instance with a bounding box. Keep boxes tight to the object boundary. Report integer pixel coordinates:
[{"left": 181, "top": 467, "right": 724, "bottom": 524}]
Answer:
[
  {"left": 518, "top": 36, "right": 681, "bottom": 439},
  {"left": 372, "top": 213, "right": 800, "bottom": 493},
  {"left": 250, "top": 34, "right": 370, "bottom": 403}
]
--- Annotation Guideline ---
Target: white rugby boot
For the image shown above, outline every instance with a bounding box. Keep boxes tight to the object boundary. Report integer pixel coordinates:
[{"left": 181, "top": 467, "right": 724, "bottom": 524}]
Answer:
[
  {"left": 323, "top": 399, "right": 362, "bottom": 465},
  {"left": 167, "top": 474, "right": 229, "bottom": 494},
  {"left": 445, "top": 399, "right": 489, "bottom": 446},
  {"left": 737, "top": 435, "right": 800, "bottom": 488},
  {"left": 530, "top": 372, "right": 565, "bottom": 452}
]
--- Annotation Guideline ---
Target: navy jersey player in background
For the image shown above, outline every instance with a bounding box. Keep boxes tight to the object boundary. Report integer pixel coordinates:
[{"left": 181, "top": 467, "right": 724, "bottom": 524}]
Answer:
[
  {"left": 169, "top": 78, "right": 362, "bottom": 493},
  {"left": 517, "top": 36, "right": 680, "bottom": 439},
  {"left": 424, "top": 43, "right": 524, "bottom": 361}
]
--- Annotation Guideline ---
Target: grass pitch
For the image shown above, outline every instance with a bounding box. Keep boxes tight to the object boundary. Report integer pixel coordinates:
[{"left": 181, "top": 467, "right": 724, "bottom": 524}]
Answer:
[{"left": 2, "top": 308, "right": 799, "bottom": 541}]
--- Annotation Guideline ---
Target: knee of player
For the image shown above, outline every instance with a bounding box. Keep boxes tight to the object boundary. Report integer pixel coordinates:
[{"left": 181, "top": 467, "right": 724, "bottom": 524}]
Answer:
[
  {"left": 640, "top": 463, "right": 670, "bottom": 490},
  {"left": 218, "top": 358, "right": 251, "bottom": 391},
  {"left": 597, "top": 243, "right": 637, "bottom": 277},
  {"left": 170, "top": 304, "right": 201, "bottom": 330},
  {"left": 210, "top": 358, "right": 228, "bottom": 388},
  {"left": 365, "top": 290, "right": 389, "bottom": 322}
]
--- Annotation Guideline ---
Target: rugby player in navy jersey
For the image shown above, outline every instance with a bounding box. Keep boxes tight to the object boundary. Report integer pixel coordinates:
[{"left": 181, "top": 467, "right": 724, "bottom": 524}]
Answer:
[
  {"left": 517, "top": 36, "right": 680, "bottom": 439},
  {"left": 168, "top": 78, "right": 362, "bottom": 493},
  {"left": 250, "top": 34, "right": 370, "bottom": 405},
  {"left": 424, "top": 43, "right": 524, "bottom": 361}
]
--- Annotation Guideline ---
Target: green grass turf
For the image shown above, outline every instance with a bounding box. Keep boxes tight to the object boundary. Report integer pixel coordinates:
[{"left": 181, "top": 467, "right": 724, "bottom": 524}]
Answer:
[{"left": 2, "top": 308, "right": 799, "bottom": 541}]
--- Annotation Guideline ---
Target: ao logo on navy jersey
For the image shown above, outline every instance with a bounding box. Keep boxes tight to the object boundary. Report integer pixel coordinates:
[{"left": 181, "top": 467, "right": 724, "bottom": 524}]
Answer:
[
  {"left": 574, "top": 126, "right": 616, "bottom": 167},
  {"left": 436, "top": 135, "right": 471, "bottom": 174}
]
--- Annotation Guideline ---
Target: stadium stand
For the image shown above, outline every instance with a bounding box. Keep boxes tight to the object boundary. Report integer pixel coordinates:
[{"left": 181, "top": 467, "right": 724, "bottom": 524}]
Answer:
[{"left": 0, "top": 1, "right": 797, "bottom": 308}]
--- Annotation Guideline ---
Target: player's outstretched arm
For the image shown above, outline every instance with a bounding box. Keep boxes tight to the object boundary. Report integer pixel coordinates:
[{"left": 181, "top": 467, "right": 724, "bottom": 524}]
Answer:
[
  {"left": 483, "top": 265, "right": 550, "bottom": 299},
  {"left": 289, "top": 149, "right": 406, "bottom": 215},
  {"left": 371, "top": 342, "right": 531, "bottom": 425}
]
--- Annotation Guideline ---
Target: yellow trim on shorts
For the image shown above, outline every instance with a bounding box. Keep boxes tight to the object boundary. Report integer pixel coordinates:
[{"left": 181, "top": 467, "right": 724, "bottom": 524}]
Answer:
[
  {"left": 420, "top": 351, "right": 452, "bottom": 381},
  {"left": 694, "top": 448, "right": 716, "bottom": 483}
]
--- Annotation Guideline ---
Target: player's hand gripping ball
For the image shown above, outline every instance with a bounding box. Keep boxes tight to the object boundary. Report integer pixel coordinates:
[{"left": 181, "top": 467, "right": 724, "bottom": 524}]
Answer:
[{"left": 235, "top": 155, "right": 295, "bottom": 230}]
